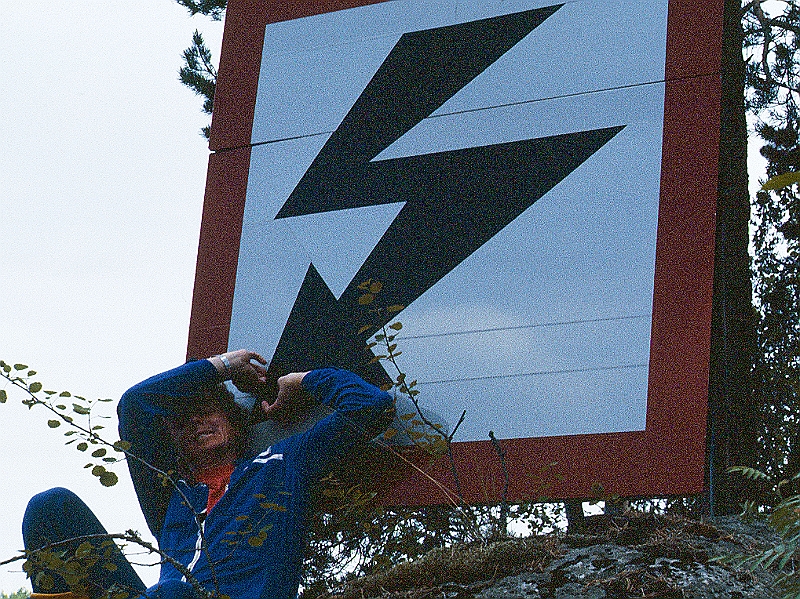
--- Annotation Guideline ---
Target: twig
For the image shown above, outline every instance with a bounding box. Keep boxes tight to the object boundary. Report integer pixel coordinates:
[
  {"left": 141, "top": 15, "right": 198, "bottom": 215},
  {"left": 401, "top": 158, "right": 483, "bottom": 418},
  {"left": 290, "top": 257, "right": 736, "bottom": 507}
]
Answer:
[{"left": 2, "top": 531, "right": 212, "bottom": 599}]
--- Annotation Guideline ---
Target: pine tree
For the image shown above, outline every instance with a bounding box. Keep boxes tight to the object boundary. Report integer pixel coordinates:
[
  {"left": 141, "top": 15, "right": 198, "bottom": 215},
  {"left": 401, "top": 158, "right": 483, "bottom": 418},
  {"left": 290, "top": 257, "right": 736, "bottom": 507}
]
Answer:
[
  {"left": 175, "top": 1, "right": 226, "bottom": 138},
  {"left": 743, "top": 0, "right": 800, "bottom": 478}
]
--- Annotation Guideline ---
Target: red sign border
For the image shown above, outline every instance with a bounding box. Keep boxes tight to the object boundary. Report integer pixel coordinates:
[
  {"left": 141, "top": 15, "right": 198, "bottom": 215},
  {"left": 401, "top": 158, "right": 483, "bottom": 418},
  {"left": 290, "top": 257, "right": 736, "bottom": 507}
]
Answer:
[{"left": 189, "top": 0, "right": 722, "bottom": 502}]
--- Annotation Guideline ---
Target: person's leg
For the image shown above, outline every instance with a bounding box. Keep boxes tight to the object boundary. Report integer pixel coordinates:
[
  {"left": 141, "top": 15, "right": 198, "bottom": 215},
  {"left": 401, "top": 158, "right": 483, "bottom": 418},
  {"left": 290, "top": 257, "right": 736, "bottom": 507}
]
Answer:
[{"left": 23, "top": 488, "right": 146, "bottom": 599}]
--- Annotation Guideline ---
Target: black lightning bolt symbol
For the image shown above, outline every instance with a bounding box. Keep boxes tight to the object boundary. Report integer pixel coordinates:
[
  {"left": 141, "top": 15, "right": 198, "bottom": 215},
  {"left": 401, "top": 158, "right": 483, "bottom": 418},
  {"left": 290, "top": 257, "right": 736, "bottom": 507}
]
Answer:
[{"left": 265, "top": 5, "right": 624, "bottom": 385}]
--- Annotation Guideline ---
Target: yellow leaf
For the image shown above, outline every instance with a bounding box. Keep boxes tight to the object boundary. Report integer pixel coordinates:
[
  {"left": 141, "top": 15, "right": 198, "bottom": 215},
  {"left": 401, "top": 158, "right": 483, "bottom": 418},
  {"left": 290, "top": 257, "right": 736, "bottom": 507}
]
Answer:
[
  {"left": 762, "top": 171, "right": 800, "bottom": 190},
  {"left": 358, "top": 293, "right": 374, "bottom": 305},
  {"left": 369, "top": 281, "right": 383, "bottom": 294}
]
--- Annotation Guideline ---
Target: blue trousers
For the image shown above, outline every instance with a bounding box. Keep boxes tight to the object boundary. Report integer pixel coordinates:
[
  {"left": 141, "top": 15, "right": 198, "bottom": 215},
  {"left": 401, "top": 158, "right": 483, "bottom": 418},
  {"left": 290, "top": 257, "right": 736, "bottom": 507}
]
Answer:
[{"left": 23, "top": 488, "right": 198, "bottom": 599}]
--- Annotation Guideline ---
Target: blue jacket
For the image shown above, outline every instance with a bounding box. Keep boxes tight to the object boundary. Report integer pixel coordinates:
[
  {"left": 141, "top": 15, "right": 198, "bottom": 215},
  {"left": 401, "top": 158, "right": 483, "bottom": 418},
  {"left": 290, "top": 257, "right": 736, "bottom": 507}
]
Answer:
[{"left": 118, "top": 361, "right": 393, "bottom": 599}]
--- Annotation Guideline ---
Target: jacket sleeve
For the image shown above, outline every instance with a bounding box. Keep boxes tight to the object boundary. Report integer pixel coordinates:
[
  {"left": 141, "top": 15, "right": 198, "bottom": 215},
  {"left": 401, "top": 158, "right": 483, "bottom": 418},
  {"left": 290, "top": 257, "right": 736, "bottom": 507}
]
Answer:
[
  {"left": 279, "top": 368, "right": 394, "bottom": 485},
  {"left": 117, "top": 359, "right": 221, "bottom": 537}
]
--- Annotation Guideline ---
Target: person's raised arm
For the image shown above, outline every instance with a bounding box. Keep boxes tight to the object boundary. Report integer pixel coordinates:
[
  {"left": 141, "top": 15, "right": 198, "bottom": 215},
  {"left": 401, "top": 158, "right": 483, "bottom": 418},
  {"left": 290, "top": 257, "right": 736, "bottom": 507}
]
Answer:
[
  {"left": 117, "top": 350, "right": 266, "bottom": 536},
  {"left": 265, "top": 369, "right": 394, "bottom": 483}
]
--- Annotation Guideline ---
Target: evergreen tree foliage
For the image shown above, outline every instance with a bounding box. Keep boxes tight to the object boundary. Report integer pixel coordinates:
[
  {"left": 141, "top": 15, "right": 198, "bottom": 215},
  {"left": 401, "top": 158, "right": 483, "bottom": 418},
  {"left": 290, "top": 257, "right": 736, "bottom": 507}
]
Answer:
[
  {"left": 175, "top": 0, "right": 226, "bottom": 20},
  {"left": 179, "top": 30, "right": 218, "bottom": 139},
  {"left": 175, "top": 1, "right": 225, "bottom": 138},
  {"left": 751, "top": 120, "right": 799, "bottom": 477},
  {"left": 743, "top": 0, "right": 800, "bottom": 478}
]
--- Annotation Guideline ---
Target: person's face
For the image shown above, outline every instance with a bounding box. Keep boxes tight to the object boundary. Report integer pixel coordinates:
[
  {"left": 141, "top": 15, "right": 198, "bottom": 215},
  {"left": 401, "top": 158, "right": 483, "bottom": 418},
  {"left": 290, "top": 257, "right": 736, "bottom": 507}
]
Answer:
[{"left": 167, "top": 404, "right": 237, "bottom": 466}]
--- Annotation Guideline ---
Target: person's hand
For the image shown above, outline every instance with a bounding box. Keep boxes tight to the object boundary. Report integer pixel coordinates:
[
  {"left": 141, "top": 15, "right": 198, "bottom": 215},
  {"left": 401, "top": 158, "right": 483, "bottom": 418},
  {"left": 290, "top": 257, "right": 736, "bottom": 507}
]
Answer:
[
  {"left": 210, "top": 349, "right": 268, "bottom": 393},
  {"left": 260, "top": 371, "right": 312, "bottom": 424}
]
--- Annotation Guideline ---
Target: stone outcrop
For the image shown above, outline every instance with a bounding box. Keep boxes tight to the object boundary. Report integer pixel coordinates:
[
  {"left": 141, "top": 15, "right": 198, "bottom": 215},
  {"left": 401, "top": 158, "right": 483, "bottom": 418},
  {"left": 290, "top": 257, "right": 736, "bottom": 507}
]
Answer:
[{"left": 328, "top": 515, "right": 783, "bottom": 599}]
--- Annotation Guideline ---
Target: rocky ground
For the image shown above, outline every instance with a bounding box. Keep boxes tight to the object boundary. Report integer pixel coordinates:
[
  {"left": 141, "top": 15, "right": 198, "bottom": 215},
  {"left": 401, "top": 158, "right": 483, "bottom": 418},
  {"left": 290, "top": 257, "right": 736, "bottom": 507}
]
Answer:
[{"left": 327, "top": 514, "right": 785, "bottom": 599}]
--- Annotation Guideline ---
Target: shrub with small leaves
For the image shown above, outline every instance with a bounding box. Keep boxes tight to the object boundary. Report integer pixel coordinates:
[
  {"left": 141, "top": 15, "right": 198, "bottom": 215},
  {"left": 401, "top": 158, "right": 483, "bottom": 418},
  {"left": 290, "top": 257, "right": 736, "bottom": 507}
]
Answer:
[{"left": 0, "top": 360, "right": 126, "bottom": 487}]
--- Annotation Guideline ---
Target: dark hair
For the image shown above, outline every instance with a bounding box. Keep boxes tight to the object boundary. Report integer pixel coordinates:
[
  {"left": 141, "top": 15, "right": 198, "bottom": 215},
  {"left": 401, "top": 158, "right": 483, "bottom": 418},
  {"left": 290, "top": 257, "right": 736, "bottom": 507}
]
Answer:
[
  {"left": 162, "top": 383, "right": 251, "bottom": 475},
  {"left": 197, "top": 383, "right": 249, "bottom": 432}
]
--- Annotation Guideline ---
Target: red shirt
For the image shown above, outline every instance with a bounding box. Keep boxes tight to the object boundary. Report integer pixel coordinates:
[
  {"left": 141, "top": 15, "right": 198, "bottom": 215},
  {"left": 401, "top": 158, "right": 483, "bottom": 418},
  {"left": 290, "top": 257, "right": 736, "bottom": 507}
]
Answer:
[{"left": 196, "top": 463, "right": 235, "bottom": 513}]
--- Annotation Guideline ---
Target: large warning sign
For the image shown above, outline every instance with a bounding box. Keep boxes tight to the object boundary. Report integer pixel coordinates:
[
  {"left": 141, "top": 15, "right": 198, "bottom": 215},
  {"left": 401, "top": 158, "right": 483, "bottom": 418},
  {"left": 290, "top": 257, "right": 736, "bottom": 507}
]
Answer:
[{"left": 189, "top": 0, "right": 723, "bottom": 503}]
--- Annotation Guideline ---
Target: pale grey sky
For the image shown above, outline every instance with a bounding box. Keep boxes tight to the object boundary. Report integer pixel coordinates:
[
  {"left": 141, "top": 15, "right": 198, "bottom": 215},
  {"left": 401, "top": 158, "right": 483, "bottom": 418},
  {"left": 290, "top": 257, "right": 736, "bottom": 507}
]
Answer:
[{"left": 1, "top": 1, "right": 223, "bottom": 591}]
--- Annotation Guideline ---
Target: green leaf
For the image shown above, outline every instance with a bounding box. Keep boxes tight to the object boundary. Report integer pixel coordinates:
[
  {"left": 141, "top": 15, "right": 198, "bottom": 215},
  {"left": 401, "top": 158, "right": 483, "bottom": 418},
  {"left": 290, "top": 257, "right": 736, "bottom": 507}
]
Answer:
[
  {"left": 762, "top": 171, "right": 800, "bottom": 190},
  {"left": 37, "top": 573, "right": 55, "bottom": 591},
  {"left": 387, "top": 304, "right": 404, "bottom": 313},
  {"left": 29, "top": 382, "right": 43, "bottom": 393},
  {"left": 248, "top": 536, "right": 264, "bottom": 547},
  {"left": 73, "top": 404, "right": 90, "bottom": 415},
  {"left": 358, "top": 293, "right": 374, "bottom": 305},
  {"left": 56, "top": 404, "right": 67, "bottom": 410},
  {"left": 13, "top": 364, "right": 28, "bottom": 371},
  {"left": 369, "top": 281, "right": 383, "bottom": 294},
  {"left": 59, "top": 391, "right": 71, "bottom": 397},
  {"left": 75, "top": 541, "right": 94, "bottom": 558},
  {"left": 92, "top": 465, "right": 107, "bottom": 477},
  {"left": 357, "top": 325, "right": 372, "bottom": 335},
  {"left": 64, "top": 430, "right": 77, "bottom": 436},
  {"left": 389, "top": 322, "right": 403, "bottom": 330},
  {"left": 92, "top": 448, "right": 107, "bottom": 458},
  {"left": 77, "top": 442, "right": 89, "bottom": 452},
  {"left": 99, "top": 471, "right": 118, "bottom": 487},
  {"left": 27, "top": 370, "right": 37, "bottom": 376},
  {"left": 102, "top": 457, "right": 117, "bottom": 463},
  {"left": 0, "top": 390, "right": 6, "bottom": 403},
  {"left": 47, "top": 420, "right": 61, "bottom": 428},
  {"left": 103, "top": 562, "right": 118, "bottom": 572},
  {"left": 113, "top": 440, "right": 132, "bottom": 452}
]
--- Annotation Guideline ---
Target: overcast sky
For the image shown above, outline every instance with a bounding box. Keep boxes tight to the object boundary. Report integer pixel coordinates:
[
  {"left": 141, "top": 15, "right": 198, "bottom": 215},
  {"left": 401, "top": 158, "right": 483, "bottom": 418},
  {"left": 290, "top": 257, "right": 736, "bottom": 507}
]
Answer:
[
  {"left": 0, "top": 0, "right": 771, "bottom": 594},
  {"left": 1, "top": 2, "right": 223, "bottom": 591}
]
